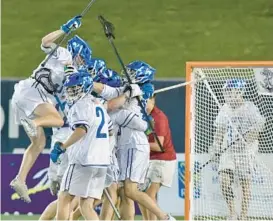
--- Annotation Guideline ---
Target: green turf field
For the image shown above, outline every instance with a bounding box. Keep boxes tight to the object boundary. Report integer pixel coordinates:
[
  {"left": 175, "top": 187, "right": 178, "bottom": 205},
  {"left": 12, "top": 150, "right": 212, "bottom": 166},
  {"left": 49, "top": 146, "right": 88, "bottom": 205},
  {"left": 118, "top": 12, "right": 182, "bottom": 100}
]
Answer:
[
  {"left": 1, "top": 214, "right": 184, "bottom": 220},
  {"left": 2, "top": 0, "right": 273, "bottom": 78}
]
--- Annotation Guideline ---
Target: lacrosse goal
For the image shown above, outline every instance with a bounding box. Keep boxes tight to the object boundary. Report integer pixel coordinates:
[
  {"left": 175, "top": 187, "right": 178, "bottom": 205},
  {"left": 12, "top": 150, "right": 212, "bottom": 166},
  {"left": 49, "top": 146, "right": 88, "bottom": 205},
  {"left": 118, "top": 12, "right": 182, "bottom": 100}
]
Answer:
[{"left": 184, "top": 61, "right": 273, "bottom": 220}]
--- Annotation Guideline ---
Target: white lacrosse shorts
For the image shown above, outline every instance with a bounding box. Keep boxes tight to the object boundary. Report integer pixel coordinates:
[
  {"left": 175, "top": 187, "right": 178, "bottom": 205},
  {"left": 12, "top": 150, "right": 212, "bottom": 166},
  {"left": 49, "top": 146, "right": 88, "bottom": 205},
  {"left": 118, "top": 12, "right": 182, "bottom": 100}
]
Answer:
[
  {"left": 145, "top": 160, "right": 176, "bottom": 187},
  {"left": 116, "top": 146, "right": 149, "bottom": 184},
  {"left": 60, "top": 164, "right": 107, "bottom": 199},
  {"left": 218, "top": 152, "right": 255, "bottom": 180},
  {"left": 11, "top": 79, "right": 51, "bottom": 124}
]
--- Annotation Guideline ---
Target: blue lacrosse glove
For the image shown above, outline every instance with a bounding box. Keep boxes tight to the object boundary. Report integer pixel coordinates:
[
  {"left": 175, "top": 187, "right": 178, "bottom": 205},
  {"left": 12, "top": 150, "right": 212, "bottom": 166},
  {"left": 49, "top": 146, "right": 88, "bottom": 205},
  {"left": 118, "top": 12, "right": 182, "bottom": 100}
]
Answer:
[
  {"left": 61, "top": 15, "right": 82, "bottom": 34},
  {"left": 50, "top": 142, "right": 66, "bottom": 163}
]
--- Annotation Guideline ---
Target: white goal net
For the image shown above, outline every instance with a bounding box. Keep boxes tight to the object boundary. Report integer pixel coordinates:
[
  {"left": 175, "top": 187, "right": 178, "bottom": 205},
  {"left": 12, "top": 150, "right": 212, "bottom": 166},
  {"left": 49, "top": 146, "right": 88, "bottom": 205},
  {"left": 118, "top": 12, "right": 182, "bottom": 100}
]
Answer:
[{"left": 188, "top": 65, "right": 273, "bottom": 220}]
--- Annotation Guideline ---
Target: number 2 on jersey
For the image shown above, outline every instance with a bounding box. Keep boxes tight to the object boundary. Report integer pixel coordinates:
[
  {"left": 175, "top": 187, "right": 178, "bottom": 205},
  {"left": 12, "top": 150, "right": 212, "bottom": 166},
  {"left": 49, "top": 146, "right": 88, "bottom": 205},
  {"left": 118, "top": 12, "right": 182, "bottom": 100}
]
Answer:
[{"left": 96, "top": 107, "right": 107, "bottom": 138}]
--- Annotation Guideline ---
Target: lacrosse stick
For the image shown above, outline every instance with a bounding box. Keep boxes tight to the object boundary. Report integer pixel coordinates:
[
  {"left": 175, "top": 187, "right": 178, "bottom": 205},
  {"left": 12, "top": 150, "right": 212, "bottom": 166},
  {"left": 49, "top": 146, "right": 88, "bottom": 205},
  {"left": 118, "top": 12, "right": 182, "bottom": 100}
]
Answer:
[
  {"left": 41, "top": 0, "right": 96, "bottom": 67},
  {"left": 103, "top": 189, "right": 121, "bottom": 220},
  {"left": 98, "top": 15, "right": 165, "bottom": 152},
  {"left": 154, "top": 76, "right": 206, "bottom": 94}
]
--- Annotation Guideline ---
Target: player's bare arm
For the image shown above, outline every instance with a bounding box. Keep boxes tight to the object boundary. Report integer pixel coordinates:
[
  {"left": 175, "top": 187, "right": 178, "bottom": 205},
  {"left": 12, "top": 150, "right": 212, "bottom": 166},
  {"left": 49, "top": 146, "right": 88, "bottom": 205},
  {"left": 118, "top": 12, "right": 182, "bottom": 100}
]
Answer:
[
  {"left": 41, "top": 30, "right": 65, "bottom": 48},
  {"left": 61, "top": 126, "right": 87, "bottom": 149},
  {"left": 150, "top": 136, "right": 164, "bottom": 152}
]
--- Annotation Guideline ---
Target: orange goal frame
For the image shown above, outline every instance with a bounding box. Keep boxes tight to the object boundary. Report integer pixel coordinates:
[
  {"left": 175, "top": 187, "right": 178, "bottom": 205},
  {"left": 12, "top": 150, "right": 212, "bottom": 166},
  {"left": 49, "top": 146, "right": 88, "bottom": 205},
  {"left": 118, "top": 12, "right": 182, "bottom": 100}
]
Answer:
[{"left": 184, "top": 61, "right": 273, "bottom": 220}]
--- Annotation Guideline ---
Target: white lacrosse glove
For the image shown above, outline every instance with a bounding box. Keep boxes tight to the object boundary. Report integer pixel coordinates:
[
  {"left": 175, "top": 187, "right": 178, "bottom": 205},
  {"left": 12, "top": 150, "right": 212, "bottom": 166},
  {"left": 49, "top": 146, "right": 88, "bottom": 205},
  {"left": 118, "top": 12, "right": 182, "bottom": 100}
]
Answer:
[
  {"left": 49, "top": 178, "right": 61, "bottom": 196},
  {"left": 123, "top": 84, "right": 143, "bottom": 99}
]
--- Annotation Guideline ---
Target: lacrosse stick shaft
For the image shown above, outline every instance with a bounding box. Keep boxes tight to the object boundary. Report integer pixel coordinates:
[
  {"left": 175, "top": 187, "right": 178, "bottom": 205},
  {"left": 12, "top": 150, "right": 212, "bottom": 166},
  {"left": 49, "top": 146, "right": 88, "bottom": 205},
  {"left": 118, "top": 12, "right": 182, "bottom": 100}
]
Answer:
[
  {"left": 194, "top": 129, "right": 250, "bottom": 174},
  {"left": 107, "top": 37, "right": 165, "bottom": 152},
  {"left": 154, "top": 78, "right": 204, "bottom": 94},
  {"left": 103, "top": 189, "right": 121, "bottom": 220},
  {"left": 41, "top": 0, "right": 96, "bottom": 67}
]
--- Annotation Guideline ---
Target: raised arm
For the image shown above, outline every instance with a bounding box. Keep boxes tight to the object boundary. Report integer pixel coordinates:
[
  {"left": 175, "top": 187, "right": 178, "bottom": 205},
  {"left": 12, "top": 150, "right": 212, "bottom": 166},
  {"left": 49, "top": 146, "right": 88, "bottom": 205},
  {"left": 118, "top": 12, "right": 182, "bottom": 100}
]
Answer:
[{"left": 41, "top": 15, "right": 82, "bottom": 52}]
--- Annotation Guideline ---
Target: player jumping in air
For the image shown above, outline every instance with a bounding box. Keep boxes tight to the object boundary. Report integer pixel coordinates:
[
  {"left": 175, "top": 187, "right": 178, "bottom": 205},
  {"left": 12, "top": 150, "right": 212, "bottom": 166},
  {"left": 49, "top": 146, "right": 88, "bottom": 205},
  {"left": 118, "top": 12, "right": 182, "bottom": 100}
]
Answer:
[
  {"left": 93, "top": 61, "right": 176, "bottom": 220},
  {"left": 211, "top": 79, "right": 265, "bottom": 220},
  {"left": 50, "top": 70, "right": 111, "bottom": 220},
  {"left": 10, "top": 15, "right": 82, "bottom": 203}
]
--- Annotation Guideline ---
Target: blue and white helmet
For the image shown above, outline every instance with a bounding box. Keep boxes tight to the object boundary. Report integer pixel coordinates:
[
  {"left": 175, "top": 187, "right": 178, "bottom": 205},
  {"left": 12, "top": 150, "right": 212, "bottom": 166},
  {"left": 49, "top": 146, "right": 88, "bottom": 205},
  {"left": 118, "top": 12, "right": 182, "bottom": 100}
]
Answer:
[
  {"left": 122, "top": 60, "right": 156, "bottom": 84},
  {"left": 94, "top": 68, "right": 122, "bottom": 87},
  {"left": 87, "top": 58, "right": 107, "bottom": 79},
  {"left": 64, "top": 69, "right": 93, "bottom": 104},
  {"left": 67, "top": 35, "right": 92, "bottom": 68},
  {"left": 223, "top": 79, "right": 246, "bottom": 91}
]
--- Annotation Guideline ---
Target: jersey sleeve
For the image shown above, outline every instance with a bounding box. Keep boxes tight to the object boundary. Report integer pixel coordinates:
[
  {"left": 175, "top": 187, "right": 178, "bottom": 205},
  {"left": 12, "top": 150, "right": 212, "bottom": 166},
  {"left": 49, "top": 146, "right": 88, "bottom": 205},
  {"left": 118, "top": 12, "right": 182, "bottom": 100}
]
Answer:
[
  {"left": 68, "top": 101, "right": 90, "bottom": 130},
  {"left": 247, "top": 102, "right": 266, "bottom": 132},
  {"left": 100, "top": 85, "right": 124, "bottom": 100},
  {"left": 154, "top": 114, "right": 168, "bottom": 136},
  {"left": 114, "top": 109, "right": 148, "bottom": 131},
  {"left": 41, "top": 43, "right": 72, "bottom": 64}
]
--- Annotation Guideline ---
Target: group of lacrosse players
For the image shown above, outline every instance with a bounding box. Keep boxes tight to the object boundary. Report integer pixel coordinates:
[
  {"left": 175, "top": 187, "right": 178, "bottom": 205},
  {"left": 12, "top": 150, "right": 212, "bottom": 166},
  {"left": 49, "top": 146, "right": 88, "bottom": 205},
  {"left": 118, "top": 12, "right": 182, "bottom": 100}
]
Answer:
[{"left": 10, "top": 15, "right": 176, "bottom": 220}]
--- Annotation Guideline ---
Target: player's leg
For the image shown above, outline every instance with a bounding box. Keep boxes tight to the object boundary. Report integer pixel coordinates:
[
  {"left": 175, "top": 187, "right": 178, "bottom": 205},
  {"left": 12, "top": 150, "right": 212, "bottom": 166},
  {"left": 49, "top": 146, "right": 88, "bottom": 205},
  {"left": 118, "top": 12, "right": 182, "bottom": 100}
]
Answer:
[
  {"left": 79, "top": 167, "right": 107, "bottom": 220},
  {"left": 69, "top": 196, "right": 81, "bottom": 220},
  {"left": 39, "top": 199, "right": 57, "bottom": 220},
  {"left": 239, "top": 178, "right": 251, "bottom": 220},
  {"left": 32, "top": 103, "right": 64, "bottom": 128},
  {"left": 146, "top": 183, "right": 161, "bottom": 220},
  {"left": 145, "top": 160, "right": 176, "bottom": 220},
  {"left": 79, "top": 197, "right": 99, "bottom": 220},
  {"left": 138, "top": 203, "right": 149, "bottom": 220},
  {"left": 219, "top": 169, "right": 236, "bottom": 219},
  {"left": 119, "top": 148, "right": 173, "bottom": 220},
  {"left": 119, "top": 185, "right": 135, "bottom": 220},
  {"left": 10, "top": 126, "right": 46, "bottom": 202},
  {"left": 56, "top": 191, "right": 74, "bottom": 220},
  {"left": 124, "top": 179, "right": 171, "bottom": 220},
  {"left": 100, "top": 183, "right": 119, "bottom": 220}
]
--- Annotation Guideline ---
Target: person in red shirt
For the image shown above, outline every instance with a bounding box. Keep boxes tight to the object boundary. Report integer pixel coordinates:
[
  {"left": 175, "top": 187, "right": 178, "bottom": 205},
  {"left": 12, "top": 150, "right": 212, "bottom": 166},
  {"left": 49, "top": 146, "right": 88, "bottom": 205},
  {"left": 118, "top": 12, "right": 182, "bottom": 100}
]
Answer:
[{"left": 140, "top": 94, "right": 177, "bottom": 220}]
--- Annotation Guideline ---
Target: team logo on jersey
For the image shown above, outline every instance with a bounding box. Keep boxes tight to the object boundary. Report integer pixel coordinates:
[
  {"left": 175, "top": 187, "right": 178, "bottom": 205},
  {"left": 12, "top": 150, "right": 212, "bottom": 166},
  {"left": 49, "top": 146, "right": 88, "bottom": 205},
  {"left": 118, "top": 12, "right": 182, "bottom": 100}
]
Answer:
[
  {"left": 178, "top": 161, "right": 201, "bottom": 199},
  {"left": 259, "top": 68, "right": 273, "bottom": 93}
]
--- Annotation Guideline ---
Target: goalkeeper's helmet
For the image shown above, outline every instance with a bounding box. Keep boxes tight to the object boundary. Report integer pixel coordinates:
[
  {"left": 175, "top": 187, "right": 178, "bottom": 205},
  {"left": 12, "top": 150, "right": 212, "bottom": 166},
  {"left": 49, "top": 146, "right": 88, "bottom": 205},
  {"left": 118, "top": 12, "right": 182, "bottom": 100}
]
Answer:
[
  {"left": 223, "top": 78, "right": 246, "bottom": 107},
  {"left": 67, "top": 35, "right": 92, "bottom": 69},
  {"left": 122, "top": 60, "right": 156, "bottom": 84},
  {"left": 64, "top": 69, "right": 93, "bottom": 105},
  {"left": 94, "top": 68, "right": 122, "bottom": 88},
  {"left": 87, "top": 58, "right": 107, "bottom": 79}
]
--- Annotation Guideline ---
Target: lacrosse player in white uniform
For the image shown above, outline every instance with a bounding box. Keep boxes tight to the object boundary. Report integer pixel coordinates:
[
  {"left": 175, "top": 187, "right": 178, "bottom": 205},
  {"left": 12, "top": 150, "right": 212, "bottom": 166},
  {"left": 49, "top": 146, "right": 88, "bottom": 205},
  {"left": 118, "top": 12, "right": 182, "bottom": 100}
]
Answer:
[
  {"left": 93, "top": 61, "right": 176, "bottom": 221},
  {"left": 50, "top": 70, "right": 111, "bottom": 221},
  {"left": 9, "top": 15, "right": 82, "bottom": 203},
  {"left": 211, "top": 79, "right": 265, "bottom": 220}
]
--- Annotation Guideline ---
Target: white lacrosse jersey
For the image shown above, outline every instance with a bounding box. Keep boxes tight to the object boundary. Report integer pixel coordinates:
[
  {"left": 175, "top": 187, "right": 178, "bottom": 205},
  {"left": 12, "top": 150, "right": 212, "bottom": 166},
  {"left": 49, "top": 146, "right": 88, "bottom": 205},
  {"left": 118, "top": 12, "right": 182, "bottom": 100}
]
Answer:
[
  {"left": 35, "top": 43, "right": 72, "bottom": 76},
  {"left": 214, "top": 101, "right": 265, "bottom": 153},
  {"left": 100, "top": 85, "right": 149, "bottom": 151},
  {"left": 67, "top": 95, "right": 110, "bottom": 167}
]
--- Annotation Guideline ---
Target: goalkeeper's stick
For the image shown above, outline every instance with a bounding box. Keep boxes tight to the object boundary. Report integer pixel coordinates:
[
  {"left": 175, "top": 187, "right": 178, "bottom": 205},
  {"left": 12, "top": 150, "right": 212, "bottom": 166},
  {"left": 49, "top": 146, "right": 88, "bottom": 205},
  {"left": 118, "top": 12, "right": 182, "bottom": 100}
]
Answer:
[
  {"left": 194, "top": 130, "right": 250, "bottom": 174},
  {"left": 103, "top": 189, "right": 121, "bottom": 220},
  {"left": 98, "top": 15, "right": 165, "bottom": 152},
  {"left": 41, "top": 0, "right": 96, "bottom": 67}
]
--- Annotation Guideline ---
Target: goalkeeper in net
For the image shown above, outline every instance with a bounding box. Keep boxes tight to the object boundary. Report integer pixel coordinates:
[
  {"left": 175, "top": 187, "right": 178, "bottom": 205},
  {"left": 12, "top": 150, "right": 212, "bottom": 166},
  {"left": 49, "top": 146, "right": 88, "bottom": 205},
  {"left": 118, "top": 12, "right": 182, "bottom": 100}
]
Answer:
[{"left": 211, "top": 78, "right": 265, "bottom": 220}]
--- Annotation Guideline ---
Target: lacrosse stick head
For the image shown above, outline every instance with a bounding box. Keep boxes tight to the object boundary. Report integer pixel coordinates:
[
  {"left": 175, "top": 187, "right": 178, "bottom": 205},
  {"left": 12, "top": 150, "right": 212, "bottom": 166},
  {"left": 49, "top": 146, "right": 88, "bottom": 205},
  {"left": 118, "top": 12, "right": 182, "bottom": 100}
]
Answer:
[
  {"left": 223, "top": 78, "right": 246, "bottom": 108},
  {"left": 64, "top": 69, "right": 93, "bottom": 104},
  {"left": 98, "top": 15, "right": 115, "bottom": 39},
  {"left": 33, "top": 67, "right": 64, "bottom": 94},
  {"left": 121, "top": 60, "right": 156, "bottom": 84},
  {"left": 67, "top": 35, "right": 92, "bottom": 69}
]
